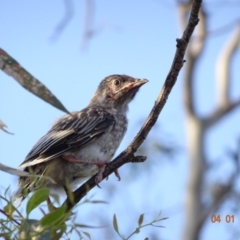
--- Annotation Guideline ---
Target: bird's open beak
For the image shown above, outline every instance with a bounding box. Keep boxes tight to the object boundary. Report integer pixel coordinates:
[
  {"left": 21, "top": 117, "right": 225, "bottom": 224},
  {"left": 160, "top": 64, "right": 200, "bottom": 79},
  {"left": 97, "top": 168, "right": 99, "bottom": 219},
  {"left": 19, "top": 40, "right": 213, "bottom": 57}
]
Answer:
[{"left": 120, "top": 78, "right": 148, "bottom": 92}]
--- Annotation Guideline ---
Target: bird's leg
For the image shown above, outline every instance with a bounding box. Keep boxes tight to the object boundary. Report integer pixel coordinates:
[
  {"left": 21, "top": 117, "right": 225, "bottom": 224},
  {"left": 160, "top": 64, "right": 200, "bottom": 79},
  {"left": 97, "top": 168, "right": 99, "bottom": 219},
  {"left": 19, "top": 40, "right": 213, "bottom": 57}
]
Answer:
[
  {"left": 62, "top": 154, "right": 84, "bottom": 163},
  {"left": 62, "top": 154, "right": 121, "bottom": 186},
  {"left": 63, "top": 154, "right": 106, "bottom": 187}
]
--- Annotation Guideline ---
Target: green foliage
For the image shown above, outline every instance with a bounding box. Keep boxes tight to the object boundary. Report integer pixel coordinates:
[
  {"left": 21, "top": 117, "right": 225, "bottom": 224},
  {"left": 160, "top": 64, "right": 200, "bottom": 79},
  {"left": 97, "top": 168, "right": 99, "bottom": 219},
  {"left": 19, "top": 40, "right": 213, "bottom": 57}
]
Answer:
[
  {"left": 113, "top": 212, "right": 168, "bottom": 240},
  {"left": 26, "top": 189, "right": 50, "bottom": 216},
  {"left": 19, "top": 219, "right": 51, "bottom": 240},
  {"left": 40, "top": 205, "right": 68, "bottom": 227},
  {"left": 0, "top": 189, "right": 93, "bottom": 240},
  {"left": 0, "top": 187, "right": 167, "bottom": 239}
]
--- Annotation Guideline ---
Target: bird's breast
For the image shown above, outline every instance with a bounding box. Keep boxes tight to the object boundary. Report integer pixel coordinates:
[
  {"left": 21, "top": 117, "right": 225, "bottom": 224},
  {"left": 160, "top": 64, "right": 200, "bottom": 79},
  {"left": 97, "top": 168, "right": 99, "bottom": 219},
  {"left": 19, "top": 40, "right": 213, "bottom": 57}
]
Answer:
[{"left": 75, "top": 112, "right": 127, "bottom": 162}]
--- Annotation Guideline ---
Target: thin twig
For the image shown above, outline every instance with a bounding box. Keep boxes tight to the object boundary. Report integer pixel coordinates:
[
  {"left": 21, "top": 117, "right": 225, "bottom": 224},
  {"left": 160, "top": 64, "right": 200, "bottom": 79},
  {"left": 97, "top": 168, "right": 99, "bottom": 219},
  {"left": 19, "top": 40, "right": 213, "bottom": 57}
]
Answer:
[
  {"left": 216, "top": 23, "right": 240, "bottom": 107},
  {"left": 0, "top": 209, "right": 20, "bottom": 226},
  {"left": 50, "top": 0, "right": 74, "bottom": 41},
  {"left": 81, "top": 0, "right": 95, "bottom": 50}
]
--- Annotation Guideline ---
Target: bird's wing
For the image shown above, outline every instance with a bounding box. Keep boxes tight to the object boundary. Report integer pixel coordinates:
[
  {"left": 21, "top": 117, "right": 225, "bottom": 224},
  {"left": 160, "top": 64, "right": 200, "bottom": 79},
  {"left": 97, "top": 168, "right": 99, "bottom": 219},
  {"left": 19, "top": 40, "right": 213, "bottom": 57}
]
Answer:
[{"left": 19, "top": 108, "right": 115, "bottom": 169}]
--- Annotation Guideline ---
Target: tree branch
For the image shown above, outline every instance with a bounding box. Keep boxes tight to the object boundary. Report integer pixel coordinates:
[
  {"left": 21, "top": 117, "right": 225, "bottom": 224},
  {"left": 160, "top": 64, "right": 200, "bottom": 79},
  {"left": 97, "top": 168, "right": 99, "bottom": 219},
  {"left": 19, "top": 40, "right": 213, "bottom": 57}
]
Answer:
[
  {"left": 206, "top": 99, "right": 240, "bottom": 127},
  {"left": 50, "top": 0, "right": 74, "bottom": 41},
  {"left": 215, "top": 23, "right": 240, "bottom": 107},
  {"left": 206, "top": 17, "right": 240, "bottom": 38},
  {"left": 63, "top": 0, "right": 203, "bottom": 212},
  {"left": 81, "top": 0, "right": 95, "bottom": 50},
  {"left": 178, "top": 4, "right": 206, "bottom": 117},
  {"left": 203, "top": 24, "right": 240, "bottom": 127}
]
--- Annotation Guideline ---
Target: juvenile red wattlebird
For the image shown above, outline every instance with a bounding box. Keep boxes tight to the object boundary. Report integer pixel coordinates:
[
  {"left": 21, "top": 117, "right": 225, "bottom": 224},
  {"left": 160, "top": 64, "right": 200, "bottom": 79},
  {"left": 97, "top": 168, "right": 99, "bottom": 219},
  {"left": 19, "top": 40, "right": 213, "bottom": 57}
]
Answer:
[{"left": 15, "top": 74, "right": 148, "bottom": 201}]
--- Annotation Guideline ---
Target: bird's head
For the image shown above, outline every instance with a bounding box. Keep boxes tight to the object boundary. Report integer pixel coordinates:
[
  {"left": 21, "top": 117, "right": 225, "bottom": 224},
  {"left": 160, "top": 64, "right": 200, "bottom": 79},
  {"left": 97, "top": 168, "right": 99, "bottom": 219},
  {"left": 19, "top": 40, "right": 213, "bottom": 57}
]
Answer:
[{"left": 89, "top": 75, "right": 148, "bottom": 110}]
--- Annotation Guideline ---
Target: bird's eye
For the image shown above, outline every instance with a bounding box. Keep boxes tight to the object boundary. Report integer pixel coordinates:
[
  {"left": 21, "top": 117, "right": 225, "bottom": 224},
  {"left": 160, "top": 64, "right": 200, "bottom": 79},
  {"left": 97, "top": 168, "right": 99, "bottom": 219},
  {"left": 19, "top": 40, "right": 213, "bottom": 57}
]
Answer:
[{"left": 114, "top": 79, "right": 120, "bottom": 86}]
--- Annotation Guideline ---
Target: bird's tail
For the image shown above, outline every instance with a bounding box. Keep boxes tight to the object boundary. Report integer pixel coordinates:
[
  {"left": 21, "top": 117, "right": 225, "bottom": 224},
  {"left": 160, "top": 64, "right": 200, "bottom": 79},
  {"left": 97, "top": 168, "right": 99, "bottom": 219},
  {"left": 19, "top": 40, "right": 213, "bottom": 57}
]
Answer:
[{"left": 12, "top": 186, "right": 29, "bottom": 207}]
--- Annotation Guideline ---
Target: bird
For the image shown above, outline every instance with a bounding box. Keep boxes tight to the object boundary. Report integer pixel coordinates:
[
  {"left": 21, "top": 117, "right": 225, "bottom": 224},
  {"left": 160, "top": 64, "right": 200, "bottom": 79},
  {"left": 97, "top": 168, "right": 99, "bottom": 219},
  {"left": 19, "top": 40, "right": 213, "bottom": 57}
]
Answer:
[{"left": 15, "top": 74, "right": 148, "bottom": 202}]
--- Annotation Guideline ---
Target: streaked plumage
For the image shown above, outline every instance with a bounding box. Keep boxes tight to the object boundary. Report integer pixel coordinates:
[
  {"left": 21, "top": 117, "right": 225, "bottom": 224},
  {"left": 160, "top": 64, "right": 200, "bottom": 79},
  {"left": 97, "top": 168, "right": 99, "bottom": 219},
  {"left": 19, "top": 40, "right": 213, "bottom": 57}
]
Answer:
[
  {"left": 16, "top": 74, "right": 148, "bottom": 201},
  {"left": 20, "top": 108, "right": 116, "bottom": 168}
]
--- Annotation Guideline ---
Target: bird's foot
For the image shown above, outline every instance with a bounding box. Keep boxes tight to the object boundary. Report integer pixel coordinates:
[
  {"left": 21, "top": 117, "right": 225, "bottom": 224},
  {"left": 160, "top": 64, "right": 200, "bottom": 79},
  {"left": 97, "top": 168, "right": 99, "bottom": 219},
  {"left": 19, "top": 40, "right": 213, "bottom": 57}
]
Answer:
[
  {"left": 62, "top": 155, "right": 121, "bottom": 186},
  {"left": 105, "top": 168, "right": 121, "bottom": 181},
  {"left": 94, "top": 163, "right": 121, "bottom": 186},
  {"left": 63, "top": 155, "right": 105, "bottom": 187}
]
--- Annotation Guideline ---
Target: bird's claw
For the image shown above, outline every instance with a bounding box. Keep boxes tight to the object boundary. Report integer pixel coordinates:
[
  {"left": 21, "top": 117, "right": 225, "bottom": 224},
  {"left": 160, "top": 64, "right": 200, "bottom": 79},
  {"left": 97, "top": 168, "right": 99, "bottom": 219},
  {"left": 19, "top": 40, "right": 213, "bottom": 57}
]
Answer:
[
  {"left": 114, "top": 169, "right": 121, "bottom": 181},
  {"left": 95, "top": 174, "right": 103, "bottom": 188},
  {"left": 105, "top": 169, "right": 121, "bottom": 181},
  {"left": 95, "top": 164, "right": 105, "bottom": 188}
]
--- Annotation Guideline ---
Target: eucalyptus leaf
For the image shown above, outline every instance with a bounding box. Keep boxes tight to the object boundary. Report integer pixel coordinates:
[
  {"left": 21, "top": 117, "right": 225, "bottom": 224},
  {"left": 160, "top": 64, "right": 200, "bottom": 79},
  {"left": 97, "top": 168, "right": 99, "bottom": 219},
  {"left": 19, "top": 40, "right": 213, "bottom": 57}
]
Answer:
[
  {"left": 26, "top": 188, "right": 50, "bottom": 216},
  {"left": 82, "top": 231, "right": 91, "bottom": 240},
  {"left": 0, "top": 48, "right": 69, "bottom": 113},
  {"left": 40, "top": 205, "right": 66, "bottom": 227},
  {"left": 138, "top": 214, "right": 144, "bottom": 226},
  {"left": 113, "top": 214, "right": 119, "bottom": 234}
]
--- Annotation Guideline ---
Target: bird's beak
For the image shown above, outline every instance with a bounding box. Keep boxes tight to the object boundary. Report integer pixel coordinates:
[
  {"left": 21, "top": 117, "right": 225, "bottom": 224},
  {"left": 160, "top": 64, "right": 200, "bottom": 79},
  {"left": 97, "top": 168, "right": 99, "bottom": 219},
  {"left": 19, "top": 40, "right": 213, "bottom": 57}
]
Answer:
[{"left": 119, "top": 78, "right": 148, "bottom": 92}]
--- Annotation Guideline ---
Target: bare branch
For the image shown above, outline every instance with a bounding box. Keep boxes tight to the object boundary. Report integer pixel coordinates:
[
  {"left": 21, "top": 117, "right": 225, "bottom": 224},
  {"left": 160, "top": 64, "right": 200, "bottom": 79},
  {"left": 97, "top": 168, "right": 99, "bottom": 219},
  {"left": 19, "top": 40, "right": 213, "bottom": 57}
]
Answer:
[
  {"left": 203, "top": 24, "right": 240, "bottom": 127},
  {"left": 81, "top": 0, "right": 95, "bottom": 50},
  {"left": 206, "top": 18, "right": 240, "bottom": 38},
  {"left": 50, "top": 0, "right": 74, "bottom": 41},
  {"left": 80, "top": 0, "right": 120, "bottom": 50},
  {"left": 63, "top": 0, "right": 203, "bottom": 211},
  {"left": 206, "top": 99, "right": 240, "bottom": 127},
  {"left": 216, "top": 23, "right": 240, "bottom": 107},
  {"left": 178, "top": 4, "right": 207, "bottom": 117}
]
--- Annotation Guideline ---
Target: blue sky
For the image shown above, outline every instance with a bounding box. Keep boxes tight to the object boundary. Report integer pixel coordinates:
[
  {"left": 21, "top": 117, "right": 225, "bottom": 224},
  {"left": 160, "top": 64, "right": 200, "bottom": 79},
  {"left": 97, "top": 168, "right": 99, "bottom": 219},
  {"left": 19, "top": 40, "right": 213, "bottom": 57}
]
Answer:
[{"left": 0, "top": 1, "right": 240, "bottom": 239}]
